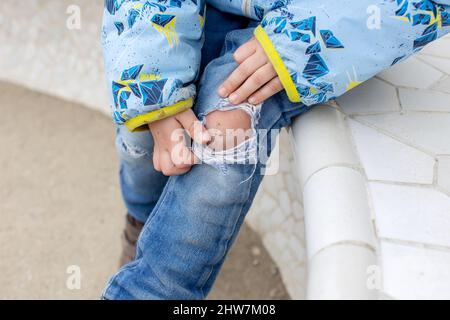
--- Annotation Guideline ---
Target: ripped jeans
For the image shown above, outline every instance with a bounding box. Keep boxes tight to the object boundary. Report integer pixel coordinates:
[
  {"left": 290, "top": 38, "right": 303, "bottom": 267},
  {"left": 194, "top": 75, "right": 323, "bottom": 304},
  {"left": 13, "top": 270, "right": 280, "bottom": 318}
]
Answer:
[{"left": 103, "top": 21, "right": 311, "bottom": 300}]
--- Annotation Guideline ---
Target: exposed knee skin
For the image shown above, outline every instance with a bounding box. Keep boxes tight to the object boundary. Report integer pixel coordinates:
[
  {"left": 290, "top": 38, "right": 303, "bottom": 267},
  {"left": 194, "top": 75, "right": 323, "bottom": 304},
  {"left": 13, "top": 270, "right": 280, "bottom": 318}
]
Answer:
[{"left": 205, "top": 109, "right": 252, "bottom": 151}]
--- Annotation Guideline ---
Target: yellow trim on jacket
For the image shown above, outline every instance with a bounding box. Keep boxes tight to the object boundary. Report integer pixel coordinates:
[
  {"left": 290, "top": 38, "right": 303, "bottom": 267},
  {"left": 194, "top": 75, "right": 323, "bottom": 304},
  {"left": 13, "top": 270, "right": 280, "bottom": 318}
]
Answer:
[
  {"left": 125, "top": 97, "right": 194, "bottom": 132},
  {"left": 254, "top": 25, "right": 301, "bottom": 103}
]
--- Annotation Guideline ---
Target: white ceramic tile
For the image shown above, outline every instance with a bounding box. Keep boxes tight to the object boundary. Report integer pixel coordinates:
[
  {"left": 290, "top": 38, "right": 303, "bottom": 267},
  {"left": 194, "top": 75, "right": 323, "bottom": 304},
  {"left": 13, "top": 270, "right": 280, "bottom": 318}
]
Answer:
[
  {"left": 399, "top": 88, "right": 450, "bottom": 112},
  {"left": 247, "top": 192, "right": 288, "bottom": 235},
  {"left": 303, "top": 167, "right": 376, "bottom": 259},
  {"left": 419, "top": 55, "right": 450, "bottom": 75},
  {"left": 438, "top": 156, "right": 450, "bottom": 194},
  {"left": 431, "top": 76, "right": 450, "bottom": 94},
  {"left": 349, "top": 120, "right": 434, "bottom": 184},
  {"left": 337, "top": 78, "right": 399, "bottom": 114},
  {"left": 307, "top": 244, "right": 378, "bottom": 300},
  {"left": 285, "top": 174, "right": 302, "bottom": 203},
  {"left": 283, "top": 219, "right": 306, "bottom": 245},
  {"left": 290, "top": 106, "right": 360, "bottom": 187},
  {"left": 246, "top": 130, "right": 307, "bottom": 299},
  {"left": 278, "top": 154, "right": 291, "bottom": 173},
  {"left": 420, "top": 38, "right": 450, "bottom": 59},
  {"left": 262, "top": 231, "right": 293, "bottom": 269},
  {"left": 381, "top": 241, "right": 450, "bottom": 299},
  {"left": 291, "top": 200, "right": 304, "bottom": 221},
  {"left": 261, "top": 175, "right": 279, "bottom": 198},
  {"left": 258, "top": 193, "right": 278, "bottom": 215},
  {"left": 356, "top": 113, "right": 450, "bottom": 155},
  {"left": 370, "top": 182, "right": 450, "bottom": 247},
  {"left": 279, "top": 190, "right": 292, "bottom": 216},
  {"left": 283, "top": 264, "right": 306, "bottom": 300},
  {"left": 377, "top": 57, "right": 444, "bottom": 89},
  {"left": 262, "top": 225, "right": 306, "bottom": 286}
]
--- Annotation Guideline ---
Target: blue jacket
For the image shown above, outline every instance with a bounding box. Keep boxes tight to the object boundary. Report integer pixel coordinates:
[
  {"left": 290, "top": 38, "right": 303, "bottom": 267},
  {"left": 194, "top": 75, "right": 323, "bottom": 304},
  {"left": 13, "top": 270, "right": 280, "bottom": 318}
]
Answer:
[{"left": 102, "top": 0, "right": 450, "bottom": 131}]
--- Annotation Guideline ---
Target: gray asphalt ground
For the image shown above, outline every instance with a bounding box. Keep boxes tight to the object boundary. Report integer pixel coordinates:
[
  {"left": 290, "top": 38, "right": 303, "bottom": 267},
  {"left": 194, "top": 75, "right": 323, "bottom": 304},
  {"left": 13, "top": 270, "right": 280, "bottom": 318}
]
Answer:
[{"left": 0, "top": 81, "right": 289, "bottom": 299}]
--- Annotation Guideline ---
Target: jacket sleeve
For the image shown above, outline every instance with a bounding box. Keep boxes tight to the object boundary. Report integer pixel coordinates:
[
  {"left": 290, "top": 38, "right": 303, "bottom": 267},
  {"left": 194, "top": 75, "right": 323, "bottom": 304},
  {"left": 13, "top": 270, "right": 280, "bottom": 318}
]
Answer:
[
  {"left": 254, "top": 0, "right": 450, "bottom": 105},
  {"left": 102, "top": 0, "right": 205, "bottom": 132}
]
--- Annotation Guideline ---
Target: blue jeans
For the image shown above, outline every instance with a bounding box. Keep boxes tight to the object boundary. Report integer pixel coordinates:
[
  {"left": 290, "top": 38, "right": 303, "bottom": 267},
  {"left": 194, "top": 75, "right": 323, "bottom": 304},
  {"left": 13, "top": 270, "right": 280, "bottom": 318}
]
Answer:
[{"left": 103, "top": 7, "right": 310, "bottom": 300}]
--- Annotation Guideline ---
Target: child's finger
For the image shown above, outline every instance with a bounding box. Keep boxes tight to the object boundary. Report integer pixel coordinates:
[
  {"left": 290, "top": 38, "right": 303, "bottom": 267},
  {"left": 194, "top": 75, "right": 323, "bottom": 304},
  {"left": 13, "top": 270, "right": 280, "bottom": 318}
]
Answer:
[
  {"left": 176, "top": 109, "right": 211, "bottom": 144},
  {"left": 170, "top": 139, "right": 197, "bottom": 168},
  {"left": 159, "top": 151, "right": 173, "bottom": 175},
  {"left": 228, "top": 63, "right": 277, "bottom": 105},
  {"left": 248, "top": 77, "right": 283, "bottom": 105},
  {"left": 160, "top": 151, "right": 191, "bottom": 176},
  {"left": 232, "top": 38, "right": 258, "bottom": 64},
  {"left": 152, "top": 147, "right": 161, "bottom": 172},
  {"left": 218, "top": 52, "right": 267, "bottom": 98}
]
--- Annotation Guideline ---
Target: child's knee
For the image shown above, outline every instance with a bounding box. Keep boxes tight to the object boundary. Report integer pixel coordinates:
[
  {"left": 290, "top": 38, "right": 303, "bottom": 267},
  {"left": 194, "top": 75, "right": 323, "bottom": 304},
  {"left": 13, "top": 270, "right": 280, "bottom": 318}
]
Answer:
[{"left": 204, "top": 109, "right": 253, "bottom": 151}]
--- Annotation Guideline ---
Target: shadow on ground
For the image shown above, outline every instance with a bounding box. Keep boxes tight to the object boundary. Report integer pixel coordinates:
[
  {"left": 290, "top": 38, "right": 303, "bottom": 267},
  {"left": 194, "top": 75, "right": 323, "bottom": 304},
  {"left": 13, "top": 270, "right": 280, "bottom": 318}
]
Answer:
[{"left": 0, "top": 81, "right": 289, "bottom": 300}]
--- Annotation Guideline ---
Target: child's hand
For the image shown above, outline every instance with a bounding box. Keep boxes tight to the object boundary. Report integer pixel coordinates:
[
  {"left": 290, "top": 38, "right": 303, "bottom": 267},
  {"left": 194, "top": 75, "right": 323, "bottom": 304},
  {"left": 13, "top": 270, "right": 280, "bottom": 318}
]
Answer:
[
  {"left": 148, "top": 109, "right": 210, "bottom": 176},
  {"left": 218, "top": 37, "right": 283, "bottom": 105}
]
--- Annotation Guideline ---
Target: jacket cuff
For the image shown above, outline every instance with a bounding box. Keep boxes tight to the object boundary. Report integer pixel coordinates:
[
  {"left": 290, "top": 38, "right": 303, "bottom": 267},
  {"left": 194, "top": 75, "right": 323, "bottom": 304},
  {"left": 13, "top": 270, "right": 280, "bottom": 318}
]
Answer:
[
  {"left": 124, "top": 97, "right": 194, "bottom": 132},
  {"left": 254, "top": 25, "right": 301, "bottom": 103}
]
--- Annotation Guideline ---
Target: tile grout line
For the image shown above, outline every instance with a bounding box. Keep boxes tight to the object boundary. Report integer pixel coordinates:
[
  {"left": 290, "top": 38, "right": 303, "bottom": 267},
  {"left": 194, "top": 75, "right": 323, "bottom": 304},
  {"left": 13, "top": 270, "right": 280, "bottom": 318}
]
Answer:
[
  {"left": 395, "top": 87, "right": 404, "bottom": 113},
  {"left": 341, "top": 111, "right": 382, "bottom": 264},
  {"left": 429, "top": 74, "right": 450, "bottom": 91},
  {"left": 417, "top": 52, "right": 450, "bottom": 61},
  {"left": 433, "top": 158, "right": 439, "bottom": 186},
  {"left": 310, "top": 240, "right": 377, "bottom": 261},
  {"left": 350, "top": 115, "right": 438, "bottom": 158},
  {"left": 301, "top": 163, "right": 363, "bottom": 191},
  {"left": 380, "top": 237, "right": 450, "bottom": 254},
  {"left": 368, "top": 179, "right": 450, "bottom": 197},
  {"left": 416, "top": 54, "right": 450, "bottom": 76}
]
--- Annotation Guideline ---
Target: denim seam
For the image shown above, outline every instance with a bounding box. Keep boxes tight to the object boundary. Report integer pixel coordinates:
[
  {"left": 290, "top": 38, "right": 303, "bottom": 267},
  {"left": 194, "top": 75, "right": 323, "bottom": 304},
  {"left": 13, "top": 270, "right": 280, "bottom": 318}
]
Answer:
[
  {"left": 197, "top": 167, "right": 256, "bottom": 298},
  {"left": 144, "top": 178, "right": 175, "bottom": 228}
]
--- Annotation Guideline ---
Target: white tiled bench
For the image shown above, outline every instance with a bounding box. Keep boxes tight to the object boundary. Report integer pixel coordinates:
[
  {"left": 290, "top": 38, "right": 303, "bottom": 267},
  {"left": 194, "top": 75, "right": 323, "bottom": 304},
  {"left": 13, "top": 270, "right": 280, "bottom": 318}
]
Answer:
[{"left": 249, "top": 34, "right": 450, "bottom": 299}]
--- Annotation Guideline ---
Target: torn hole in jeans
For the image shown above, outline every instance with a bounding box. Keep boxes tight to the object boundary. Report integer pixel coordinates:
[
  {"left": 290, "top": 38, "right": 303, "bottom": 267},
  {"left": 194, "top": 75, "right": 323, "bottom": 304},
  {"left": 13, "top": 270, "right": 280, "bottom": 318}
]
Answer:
[
  {"left": 117, "top": 136, "right": 149, "bottom": 159},
  {"left": 192, "top": 99, "right": 261, "bottom": 182}
]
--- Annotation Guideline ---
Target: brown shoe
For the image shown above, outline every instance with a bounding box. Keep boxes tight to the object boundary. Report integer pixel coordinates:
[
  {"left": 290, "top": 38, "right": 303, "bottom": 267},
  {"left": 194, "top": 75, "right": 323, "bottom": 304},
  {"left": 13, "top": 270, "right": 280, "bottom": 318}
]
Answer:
[{"left": 119, "top": 214, "right": 145, "bottom": 267}]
